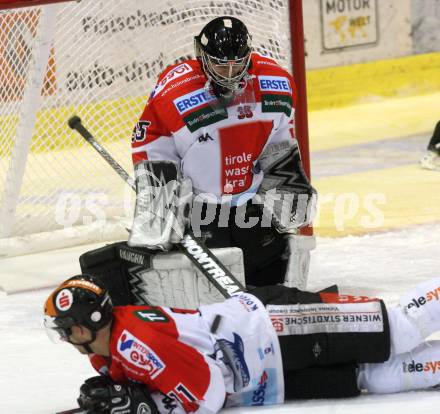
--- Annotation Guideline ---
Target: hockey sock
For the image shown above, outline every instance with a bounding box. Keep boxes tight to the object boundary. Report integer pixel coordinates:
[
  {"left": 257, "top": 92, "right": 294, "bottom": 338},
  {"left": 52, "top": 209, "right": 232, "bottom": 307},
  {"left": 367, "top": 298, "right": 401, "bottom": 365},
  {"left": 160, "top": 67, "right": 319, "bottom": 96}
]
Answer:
[
  {"left": 358, "top": 340, "right": 440, "bottom": 394},
  {"left": 388, "top": 277, "right": 440, "bottom": 355}
]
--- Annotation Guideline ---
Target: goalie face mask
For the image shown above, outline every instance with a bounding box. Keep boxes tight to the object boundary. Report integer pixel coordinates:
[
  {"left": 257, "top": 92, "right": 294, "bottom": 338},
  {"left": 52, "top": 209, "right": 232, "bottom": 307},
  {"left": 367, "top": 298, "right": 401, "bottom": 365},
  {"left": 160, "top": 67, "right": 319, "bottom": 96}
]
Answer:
[
  {"left": 195, "top": 16, "right": 252, "bottom": 94},
  {"left": 202, "top": 74, "right": 256, "bottom": 112}
]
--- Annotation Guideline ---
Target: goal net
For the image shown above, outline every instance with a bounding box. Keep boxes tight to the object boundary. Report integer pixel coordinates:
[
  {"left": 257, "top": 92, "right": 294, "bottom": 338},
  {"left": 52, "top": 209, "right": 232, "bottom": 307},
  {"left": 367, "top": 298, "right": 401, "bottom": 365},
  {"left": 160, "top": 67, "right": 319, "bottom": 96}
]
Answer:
[{"left": 0, "top": 0, "right": 303, "bottom": 256}]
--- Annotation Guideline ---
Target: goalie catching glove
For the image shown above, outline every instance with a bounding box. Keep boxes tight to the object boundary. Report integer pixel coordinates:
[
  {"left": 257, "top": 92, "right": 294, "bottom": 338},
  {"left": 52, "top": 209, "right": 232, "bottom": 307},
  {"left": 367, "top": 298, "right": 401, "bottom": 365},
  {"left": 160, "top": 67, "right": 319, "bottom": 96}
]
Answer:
[
  {"left": 77, "top": 375, "right": 158, "bottom": 414},
  {"left": 257, "top": 141, "right": 317, "bottom": 233},
  {"left": 128, "top": 160, "right": 193, "bottom": 250}
]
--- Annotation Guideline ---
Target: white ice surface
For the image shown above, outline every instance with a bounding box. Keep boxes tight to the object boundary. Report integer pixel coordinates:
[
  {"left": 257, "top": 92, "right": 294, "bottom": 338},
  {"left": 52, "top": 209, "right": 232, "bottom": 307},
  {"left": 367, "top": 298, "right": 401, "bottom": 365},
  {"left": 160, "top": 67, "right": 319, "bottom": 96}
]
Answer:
[{"left": 1, "top": 223, "right": 440, "bottom": 413}]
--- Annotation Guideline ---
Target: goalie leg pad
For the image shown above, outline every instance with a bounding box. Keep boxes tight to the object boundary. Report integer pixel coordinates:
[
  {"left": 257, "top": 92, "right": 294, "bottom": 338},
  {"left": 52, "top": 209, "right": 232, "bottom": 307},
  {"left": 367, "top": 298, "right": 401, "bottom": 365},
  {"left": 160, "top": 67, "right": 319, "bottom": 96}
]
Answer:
[
  {"left": 252, "top": 285, "right": 390, "bottom": 370},
  {"left": 80, "top": 242, "right": 246, "bottom": 308},
  {"left": 79, "top": 242, "right": 142, "bottom": 305}
]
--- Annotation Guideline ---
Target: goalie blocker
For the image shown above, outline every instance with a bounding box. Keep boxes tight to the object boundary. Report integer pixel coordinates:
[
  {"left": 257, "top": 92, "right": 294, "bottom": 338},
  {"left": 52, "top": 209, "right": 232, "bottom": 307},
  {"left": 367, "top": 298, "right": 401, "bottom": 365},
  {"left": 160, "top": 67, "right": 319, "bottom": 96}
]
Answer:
[{"left": 79, "top": 243, "right": 389, "bottom": 399}]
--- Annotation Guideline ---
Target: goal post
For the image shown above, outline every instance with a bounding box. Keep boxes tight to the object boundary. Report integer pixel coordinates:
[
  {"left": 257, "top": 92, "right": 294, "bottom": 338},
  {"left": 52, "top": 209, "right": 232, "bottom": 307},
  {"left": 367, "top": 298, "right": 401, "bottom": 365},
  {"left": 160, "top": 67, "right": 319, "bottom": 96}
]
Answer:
[
  {"left": 0, "top": 2, "right": 60, "bottom": 239},
  {"left": 0, "top": 0, "right": 311, "bottom": 257},
  {"left": 0, "top": 0, "right": 71, "bottom": 10}
]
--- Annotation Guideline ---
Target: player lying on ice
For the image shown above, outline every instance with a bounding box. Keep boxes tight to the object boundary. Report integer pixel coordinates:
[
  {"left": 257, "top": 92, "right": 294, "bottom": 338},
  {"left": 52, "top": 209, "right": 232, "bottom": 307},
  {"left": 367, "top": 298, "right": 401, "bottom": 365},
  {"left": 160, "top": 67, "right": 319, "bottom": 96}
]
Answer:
[{"left": 45, "top": 274, "right": 440, "bottom": 414}]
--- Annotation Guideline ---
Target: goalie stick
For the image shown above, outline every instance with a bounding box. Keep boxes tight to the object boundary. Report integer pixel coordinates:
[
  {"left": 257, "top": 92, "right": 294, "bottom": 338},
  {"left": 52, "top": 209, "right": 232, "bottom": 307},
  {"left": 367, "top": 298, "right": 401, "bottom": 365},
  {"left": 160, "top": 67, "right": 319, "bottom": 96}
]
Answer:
[
  {"left": 55, "top": 409, "right": 84, "bottom": 414},
  {"left": 67, "top": 115, "right": 245, "bottom": 299},
  {"left": 67, "top": 116, "right": 136, "bottom": 191}
]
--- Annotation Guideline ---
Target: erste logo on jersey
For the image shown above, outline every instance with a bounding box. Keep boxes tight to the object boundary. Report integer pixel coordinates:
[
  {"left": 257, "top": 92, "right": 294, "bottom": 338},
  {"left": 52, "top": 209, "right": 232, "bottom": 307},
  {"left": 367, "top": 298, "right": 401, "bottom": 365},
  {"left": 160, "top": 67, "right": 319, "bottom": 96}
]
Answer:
[
  {"left": 174, "top": 87, "right": 216, "bottom": 115},
  {"left": 152, "top": 63, "right": 193, "bottom": 97},
  {"left": 117, "top": 330, "right": 165, "bottom": 379},
  {"left": 258, "top": 76, "right": 291, "bottom": 93},
  {"left": 55, "top": 289, "right": 73, "bottom": 311}
]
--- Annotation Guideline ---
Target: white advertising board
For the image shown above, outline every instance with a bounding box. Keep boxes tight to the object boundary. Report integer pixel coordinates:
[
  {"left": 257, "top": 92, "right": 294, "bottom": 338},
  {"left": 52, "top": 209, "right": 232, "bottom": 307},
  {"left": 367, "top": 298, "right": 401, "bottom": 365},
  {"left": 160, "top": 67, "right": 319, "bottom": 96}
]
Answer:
[{"left": 320, "top": 0, "right": 379, "bottom": 50}]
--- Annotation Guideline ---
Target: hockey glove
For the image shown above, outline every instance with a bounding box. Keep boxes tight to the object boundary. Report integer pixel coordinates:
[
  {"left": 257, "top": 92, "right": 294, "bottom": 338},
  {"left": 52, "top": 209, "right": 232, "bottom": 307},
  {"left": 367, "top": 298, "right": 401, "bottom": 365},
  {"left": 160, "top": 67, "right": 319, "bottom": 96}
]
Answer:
[
  {"left": 128, "top": 160, "right": 193, "bottom": 250},
  {"left": 77, "top": 375, "right": 158, "bottom": 414},
  {"left": 257, "top": 141, "right": 317, "bottom": 232}
]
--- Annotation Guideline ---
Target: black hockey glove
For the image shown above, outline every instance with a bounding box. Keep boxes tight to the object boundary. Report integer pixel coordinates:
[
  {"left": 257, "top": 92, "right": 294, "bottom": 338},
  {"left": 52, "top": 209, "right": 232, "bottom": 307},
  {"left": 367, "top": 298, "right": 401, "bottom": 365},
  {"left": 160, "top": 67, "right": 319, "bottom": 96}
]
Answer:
[
  {"left": 77, "top": 375, "right": 158, "bottom": 414},
  {"left": 258, "top": 143, "right": 317, "bottom": 232}
]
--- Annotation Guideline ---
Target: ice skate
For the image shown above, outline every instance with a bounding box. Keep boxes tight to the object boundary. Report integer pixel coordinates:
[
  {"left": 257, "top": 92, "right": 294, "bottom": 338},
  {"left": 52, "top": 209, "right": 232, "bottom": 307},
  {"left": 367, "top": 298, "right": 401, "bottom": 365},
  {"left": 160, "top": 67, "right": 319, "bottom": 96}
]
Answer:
[
  {"left": 420, "top": 120, "right": 440, "bottom": 171},
  {"left": 420, "top": 150, "right": 440, "bottom": 171}
]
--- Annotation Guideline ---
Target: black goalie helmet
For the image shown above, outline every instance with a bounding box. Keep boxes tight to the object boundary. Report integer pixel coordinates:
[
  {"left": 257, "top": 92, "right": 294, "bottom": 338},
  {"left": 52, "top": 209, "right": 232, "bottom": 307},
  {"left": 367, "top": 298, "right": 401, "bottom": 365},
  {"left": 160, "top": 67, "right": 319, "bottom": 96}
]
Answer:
[
  {"left": 194, "top": 16, "right": 252, "bottom": 92},
  {"left": 44, "top": 274, "right": 113, "bottom": 343}
]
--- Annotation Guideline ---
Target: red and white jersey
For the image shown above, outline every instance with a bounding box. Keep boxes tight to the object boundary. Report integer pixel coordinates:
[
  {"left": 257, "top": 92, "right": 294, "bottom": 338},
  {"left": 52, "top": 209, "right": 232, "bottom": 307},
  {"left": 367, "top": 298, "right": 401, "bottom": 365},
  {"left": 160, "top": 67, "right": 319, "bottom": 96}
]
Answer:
[
  {"left": 131, "top": 54, "right": 297, "bottom": 206},
  {"left": 89, "top": 293, "right": 283, "bottom": 413}
]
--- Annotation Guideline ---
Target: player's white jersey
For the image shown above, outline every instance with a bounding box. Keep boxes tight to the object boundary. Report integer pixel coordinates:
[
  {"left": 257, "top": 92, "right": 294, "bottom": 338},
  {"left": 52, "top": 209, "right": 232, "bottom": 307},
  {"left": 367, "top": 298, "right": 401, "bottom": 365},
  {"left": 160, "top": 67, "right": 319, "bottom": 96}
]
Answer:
[
  {"left": 90, "top": 293, "right": 284, "bottom": 413},
  {"left": 198, "top": 292, "right": 284, "bottom": 409},
  {"left": 131, "top": 54, "right": 297, "bottom": 206}
]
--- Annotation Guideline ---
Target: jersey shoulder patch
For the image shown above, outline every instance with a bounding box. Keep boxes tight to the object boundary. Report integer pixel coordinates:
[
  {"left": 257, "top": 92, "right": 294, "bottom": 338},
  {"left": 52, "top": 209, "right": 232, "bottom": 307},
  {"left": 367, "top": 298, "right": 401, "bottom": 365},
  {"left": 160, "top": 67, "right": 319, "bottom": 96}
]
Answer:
[
  {"left": 250, "top": 54, "right": 294, "bottom": 117},
  {"left": 150, "top": 60, "right": 205, "bottom": 101}
]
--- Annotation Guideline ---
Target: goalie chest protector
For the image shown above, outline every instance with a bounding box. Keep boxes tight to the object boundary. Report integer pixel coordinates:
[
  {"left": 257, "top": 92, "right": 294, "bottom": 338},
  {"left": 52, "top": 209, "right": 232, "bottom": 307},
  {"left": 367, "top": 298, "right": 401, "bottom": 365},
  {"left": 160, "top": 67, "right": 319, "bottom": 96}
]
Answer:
[{"left": 131, "top": 53, "right": 297, "bottom": 206}]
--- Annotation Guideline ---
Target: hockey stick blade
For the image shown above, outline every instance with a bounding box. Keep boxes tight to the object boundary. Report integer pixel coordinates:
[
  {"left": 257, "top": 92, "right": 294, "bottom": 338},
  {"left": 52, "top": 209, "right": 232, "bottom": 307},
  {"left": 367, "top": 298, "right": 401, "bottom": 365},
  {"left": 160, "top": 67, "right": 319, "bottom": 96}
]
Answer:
[{"left": 67, "top": 116, "right": 246, "bottom": 298}]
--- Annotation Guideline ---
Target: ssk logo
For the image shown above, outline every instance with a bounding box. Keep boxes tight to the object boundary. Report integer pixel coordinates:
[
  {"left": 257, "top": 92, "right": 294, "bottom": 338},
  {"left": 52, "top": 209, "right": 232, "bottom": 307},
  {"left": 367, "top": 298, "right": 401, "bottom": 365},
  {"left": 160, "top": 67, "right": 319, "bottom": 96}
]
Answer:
[
  {"left": 117, "top": 330, "right": 165, "bottom": 379},
  {"left": 56, "top": 289, "right": 73, "bottom": 311},
  {"left": 132, "top": 121, "right": 151, "bottom": 143},
  {"left": 271, "top": 318, "right": 284, "bottom": 333}
]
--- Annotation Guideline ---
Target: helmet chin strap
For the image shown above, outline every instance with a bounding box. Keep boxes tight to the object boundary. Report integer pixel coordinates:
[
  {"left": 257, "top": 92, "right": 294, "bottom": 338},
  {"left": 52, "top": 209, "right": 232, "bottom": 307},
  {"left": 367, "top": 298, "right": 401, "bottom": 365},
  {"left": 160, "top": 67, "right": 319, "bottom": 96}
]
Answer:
[
  {"left": 82, "top": 343, "right": 95, "bottom": 354},
  {"left": 211, "top": 81, "right": 235, "bottom": 101},
  {"left": 68, "top": 330, "right": 98, "bottom": 354},
  {"left": 206, "top": 75, "right": 255, "bottom": 113}
]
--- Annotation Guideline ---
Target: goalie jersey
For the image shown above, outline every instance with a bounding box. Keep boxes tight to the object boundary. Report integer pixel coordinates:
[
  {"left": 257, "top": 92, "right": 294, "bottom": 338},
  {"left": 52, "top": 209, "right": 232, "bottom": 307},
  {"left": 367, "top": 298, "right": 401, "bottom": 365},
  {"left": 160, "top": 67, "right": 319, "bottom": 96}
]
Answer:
[
  {"left": 89, "top": 293, "right": 284, "bottom": 413},
  {"left": 131, "top": 54, "right": 298, "bottom": 206}
]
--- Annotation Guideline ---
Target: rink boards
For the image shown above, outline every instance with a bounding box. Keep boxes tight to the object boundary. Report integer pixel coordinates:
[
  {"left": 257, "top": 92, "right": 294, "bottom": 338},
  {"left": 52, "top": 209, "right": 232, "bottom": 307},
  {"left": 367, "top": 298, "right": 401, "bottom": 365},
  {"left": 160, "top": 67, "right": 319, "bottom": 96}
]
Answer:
[{"left": 310, "top": 92, "right": 440, "bottom": 237}]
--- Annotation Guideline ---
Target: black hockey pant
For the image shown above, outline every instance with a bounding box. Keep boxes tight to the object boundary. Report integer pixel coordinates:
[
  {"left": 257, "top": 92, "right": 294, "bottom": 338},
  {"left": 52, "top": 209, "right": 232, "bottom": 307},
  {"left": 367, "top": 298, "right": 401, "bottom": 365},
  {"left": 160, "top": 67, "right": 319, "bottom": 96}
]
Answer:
[
  {"left": 189, "top": 200, "right": 288, "bottom": 287},
  {"left": 251, "top": 285, "right": 391, "bottom": 399}
]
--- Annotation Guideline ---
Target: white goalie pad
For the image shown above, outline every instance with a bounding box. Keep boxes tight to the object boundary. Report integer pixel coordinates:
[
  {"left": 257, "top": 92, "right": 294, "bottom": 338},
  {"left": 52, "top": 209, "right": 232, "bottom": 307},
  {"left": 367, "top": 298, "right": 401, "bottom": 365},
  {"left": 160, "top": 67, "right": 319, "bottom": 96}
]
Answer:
[
  {"left": 128, "top": 161, "right": 193, "bottom": 251},
  {"left": 283, "top": 234, "right": 316, "bottom": 290},
  {"left": 127, "top": 247, "right": 245, "bottom": 308}
]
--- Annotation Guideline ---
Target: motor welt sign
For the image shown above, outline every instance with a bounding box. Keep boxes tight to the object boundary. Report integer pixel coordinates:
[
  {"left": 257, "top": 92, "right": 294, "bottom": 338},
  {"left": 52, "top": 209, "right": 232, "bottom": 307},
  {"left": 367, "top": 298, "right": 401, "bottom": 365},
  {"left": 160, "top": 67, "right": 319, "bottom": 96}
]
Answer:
[{"left": 320, "top": 0, "right": 378, "bottom": 50}]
